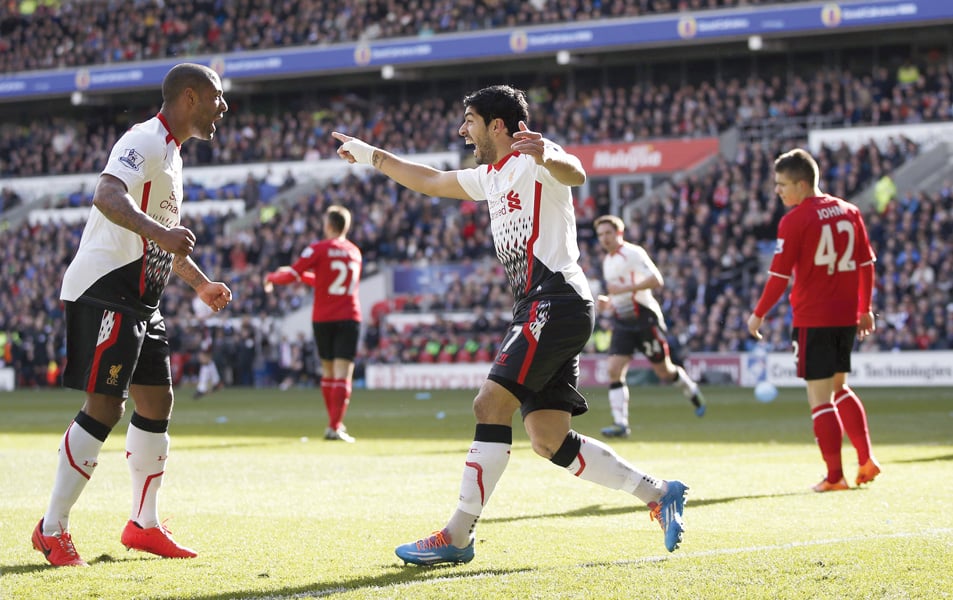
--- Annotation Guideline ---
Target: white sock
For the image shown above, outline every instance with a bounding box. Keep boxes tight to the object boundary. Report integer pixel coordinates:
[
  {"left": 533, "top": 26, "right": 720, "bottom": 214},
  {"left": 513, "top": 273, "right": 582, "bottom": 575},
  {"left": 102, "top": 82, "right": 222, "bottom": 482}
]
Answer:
[
  {"left": 126, "top": 422, "right": 170, "bottom": 529},
  {"left": 43, "top": 420, "right": 104, "bottom": 535},
  {"left": 564, "top": 435, "right": 664, "bottom": 505},
  {"left": 674, "top": 366, "right": 698, "bottom": 398},
  {"left": 197, "top": 363, "right": 220, "bottom": 394},
  {"left": 608, "top": 384, "right": 629, "bottom": 426},
  {"left": 445, "top": 440, "right": 511, "bottom": 545}
]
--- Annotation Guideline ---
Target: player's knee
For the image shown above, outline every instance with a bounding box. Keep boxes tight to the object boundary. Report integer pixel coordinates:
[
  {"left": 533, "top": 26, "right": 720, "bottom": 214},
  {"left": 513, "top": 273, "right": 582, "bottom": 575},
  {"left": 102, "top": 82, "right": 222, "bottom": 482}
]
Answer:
[
  {"left": 472, "top": 390, "right": 508, "bottom": 423},
  {"left": 83, "top": 394, "right": 125, "bottom": 428},
  {"left": 655, "top": 362, "right": 676, "bottom": 380},
  {"left": 529, "top": 435, "right": 561, "bottom": 459}
]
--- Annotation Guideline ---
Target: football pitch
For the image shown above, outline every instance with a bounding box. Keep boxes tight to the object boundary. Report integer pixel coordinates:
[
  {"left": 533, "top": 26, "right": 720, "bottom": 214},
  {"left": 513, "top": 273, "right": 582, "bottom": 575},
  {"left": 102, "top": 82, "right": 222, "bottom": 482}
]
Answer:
[{"left": 1, "top": 385, "right": 951, "bottom": 599}]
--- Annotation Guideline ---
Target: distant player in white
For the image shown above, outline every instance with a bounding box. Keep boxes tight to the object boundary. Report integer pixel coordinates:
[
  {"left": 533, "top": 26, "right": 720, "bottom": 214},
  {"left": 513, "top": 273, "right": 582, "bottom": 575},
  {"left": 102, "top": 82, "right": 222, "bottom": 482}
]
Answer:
[
  {"left": 595, "top": 214, "right": 705, "bottom": 438},
  {"left": 33, "top": 63, "right": 230, "bottom": 567},
  {"left": 333, "top": 85, "right": 689, "bottom": 566}
]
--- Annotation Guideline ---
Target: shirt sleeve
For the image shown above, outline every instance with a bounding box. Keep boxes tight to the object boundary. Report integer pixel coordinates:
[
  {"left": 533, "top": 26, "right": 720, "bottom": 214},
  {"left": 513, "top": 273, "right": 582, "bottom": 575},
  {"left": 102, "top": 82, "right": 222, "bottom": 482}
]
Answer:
[
  {"left": 853, "top": 208, "right": 876, "bottom": 267},
  {"left": 632, "top": 245, "right": 662, "bottom": 281},
  {"left": 102, "top": 127, "right": 162, "bottom": 191},
  {"left": 290, "top": 242, "right": 322, "bottom": 274},
  {"left": 456, "top": 168, "right": 486, "bottom": 201},
  {"left": 766, "top": 215, "right": 797, "bottom": 278},
  {"left": 754, "top": 274, "right": 789, "bottom": 318}
]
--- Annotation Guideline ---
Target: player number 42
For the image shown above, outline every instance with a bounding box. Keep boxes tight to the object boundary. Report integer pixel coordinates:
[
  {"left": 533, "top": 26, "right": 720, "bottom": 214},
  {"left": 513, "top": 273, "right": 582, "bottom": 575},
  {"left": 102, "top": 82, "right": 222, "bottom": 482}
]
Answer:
[{"left": 813, "top": 220, "right": 855, "bottom": 275}]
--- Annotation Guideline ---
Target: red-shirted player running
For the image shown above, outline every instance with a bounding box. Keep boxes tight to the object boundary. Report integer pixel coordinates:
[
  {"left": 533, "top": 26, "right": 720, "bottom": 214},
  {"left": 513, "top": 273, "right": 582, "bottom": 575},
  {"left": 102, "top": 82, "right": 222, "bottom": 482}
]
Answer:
[
  {"left": 748, "top": 148, "right": 881, "bottom": 493},
  {"left": 265, "top": 205, "right": 362, "bottom": 442}
]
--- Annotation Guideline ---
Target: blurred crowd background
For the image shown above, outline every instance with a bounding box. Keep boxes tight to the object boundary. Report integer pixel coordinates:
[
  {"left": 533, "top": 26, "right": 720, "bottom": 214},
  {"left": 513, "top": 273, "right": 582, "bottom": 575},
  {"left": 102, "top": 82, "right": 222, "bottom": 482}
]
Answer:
[{"left": 1, "top": 0, "right": 951, "bottom": 389}]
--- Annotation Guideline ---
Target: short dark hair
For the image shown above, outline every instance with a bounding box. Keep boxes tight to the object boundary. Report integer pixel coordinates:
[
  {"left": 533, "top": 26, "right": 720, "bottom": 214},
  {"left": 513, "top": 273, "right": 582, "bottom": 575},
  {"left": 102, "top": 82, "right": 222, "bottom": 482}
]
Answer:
[
  {"left": 463, "top": 85, "right": 530, "bottom": 136},
  {"left": 162, "top": 63, "right": 216, "bottom": 103},
  {"left": 326, "top": 205, "right": 351, "bottom": 235},
  {"left": 774, "top": 148, "right": 819, "bottom": 188}
]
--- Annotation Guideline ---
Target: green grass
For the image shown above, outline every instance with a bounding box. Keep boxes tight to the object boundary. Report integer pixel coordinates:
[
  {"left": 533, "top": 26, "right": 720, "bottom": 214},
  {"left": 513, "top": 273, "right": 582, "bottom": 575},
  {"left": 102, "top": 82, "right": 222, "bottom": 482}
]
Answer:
[{"left": 1, "top": 385, "right": 951, "bottom": 599}]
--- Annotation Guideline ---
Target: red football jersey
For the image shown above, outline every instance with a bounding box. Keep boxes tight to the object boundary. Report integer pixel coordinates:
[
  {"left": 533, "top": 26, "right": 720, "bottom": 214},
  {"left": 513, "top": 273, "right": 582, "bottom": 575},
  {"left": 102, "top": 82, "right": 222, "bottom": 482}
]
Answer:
[
  {"left": 767, "top": 195, "right": 875, "bottom": 327},
  {"left": 290, "top": 237, "right": 362, "bottom": 323}
]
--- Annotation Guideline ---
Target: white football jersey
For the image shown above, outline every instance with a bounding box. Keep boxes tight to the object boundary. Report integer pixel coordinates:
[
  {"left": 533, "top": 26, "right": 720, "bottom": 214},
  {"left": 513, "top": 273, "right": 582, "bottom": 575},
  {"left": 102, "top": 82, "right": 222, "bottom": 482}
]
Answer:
[
  {"left": 456, "top": 147, "right": 592, "bottom": 306},
  {"left": 61, "top": 115, "right": 183, "bottom": 317},
  {"left": 602, "top": 241, "right": 665, "bottom": 327}
]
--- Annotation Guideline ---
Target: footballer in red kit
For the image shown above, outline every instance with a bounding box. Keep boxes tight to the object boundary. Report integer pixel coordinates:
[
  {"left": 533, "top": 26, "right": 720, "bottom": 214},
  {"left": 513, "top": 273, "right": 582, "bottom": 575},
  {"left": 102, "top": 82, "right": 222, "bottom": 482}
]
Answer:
[
  {"left": 748, "top": 148, "right": 880, "bottom": 493},
  {"left": 759, "top": 196, "right": 874, "bottom": 329},
  {"left": 295, "top": 239, "right": 362, "bottom": 324},
  {"left": 265, "top": 205, "right": 362, "bottom": 442}
]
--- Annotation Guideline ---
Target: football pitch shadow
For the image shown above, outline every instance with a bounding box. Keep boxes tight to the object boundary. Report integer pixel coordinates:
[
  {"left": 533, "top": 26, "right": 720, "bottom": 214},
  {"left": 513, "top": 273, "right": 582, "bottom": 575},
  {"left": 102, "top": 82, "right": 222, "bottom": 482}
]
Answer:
[
  {"left": 893, "top": 452, "right": 953, "bottom": 464},
  {"left": 481, "top": 491, "right": 807, "bottom": 525},
  {"left": 181, "top": 564, "right": 535, "bottom": 600},
  {"left": 1, "top": 558, "right": 534, "bottom": 598},
  {"left": 1, "top": 552, "right": 130, "bottom": 575}
]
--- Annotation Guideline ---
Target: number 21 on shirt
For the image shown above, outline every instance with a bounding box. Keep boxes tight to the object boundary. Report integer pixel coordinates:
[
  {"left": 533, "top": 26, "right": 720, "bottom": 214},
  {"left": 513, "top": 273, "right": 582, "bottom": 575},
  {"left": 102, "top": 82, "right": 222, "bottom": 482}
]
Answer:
[{"left": 329, "top": 259, "right": 359, "bottom": 296}]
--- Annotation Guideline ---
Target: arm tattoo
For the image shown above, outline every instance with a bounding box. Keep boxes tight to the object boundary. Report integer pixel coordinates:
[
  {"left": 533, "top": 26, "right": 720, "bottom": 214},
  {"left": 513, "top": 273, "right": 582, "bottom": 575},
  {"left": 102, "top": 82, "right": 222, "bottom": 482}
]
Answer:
[
  {"left": 95, "top": 177, "right": 163, "bottom": 239},
  {"left": 372, "top": 151, "right": 387, "bottom": 170},
  {"left": 173, "top": 255, "right": 210, "bottom": 290}
]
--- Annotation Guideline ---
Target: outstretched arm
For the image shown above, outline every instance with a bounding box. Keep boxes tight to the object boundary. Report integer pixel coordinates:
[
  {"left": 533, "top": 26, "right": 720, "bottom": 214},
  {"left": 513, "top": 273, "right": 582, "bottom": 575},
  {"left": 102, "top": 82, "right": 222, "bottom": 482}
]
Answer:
[{"left": 332, "top": 132, "right": 470, "bottom": 200}]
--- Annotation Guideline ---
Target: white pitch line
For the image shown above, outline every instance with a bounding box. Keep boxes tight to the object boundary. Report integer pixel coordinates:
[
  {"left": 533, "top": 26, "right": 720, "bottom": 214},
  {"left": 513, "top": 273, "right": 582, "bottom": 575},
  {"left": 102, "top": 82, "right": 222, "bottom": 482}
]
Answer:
[
  {"left": 254, "top": 528, "right": 953, "bottom": 599},
  {"left": 612, "top": 527, "right": 953, "bottom": 564}
]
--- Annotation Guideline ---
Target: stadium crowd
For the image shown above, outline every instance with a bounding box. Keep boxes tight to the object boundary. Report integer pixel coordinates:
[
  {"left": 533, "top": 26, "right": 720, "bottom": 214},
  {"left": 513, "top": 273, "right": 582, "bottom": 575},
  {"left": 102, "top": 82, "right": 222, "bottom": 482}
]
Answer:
[
  {"left": 2, "top": 55, "right": 952, "bottom": 181},
  {"left": 1, "top": 128, "right": 950, "bottom": 388},
  {"left": 1, "top": 5, "right": 951, "bottom": 388},
  {"left": 1, "top": 0, "right": 804, "bottom": 72}
]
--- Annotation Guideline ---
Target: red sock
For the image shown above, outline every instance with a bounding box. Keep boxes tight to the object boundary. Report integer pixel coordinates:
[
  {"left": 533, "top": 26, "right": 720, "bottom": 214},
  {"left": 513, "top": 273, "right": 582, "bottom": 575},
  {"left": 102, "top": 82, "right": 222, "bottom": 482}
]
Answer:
[
  {"left": 833, "top": 386, "right": 872, "bottom": 465},
  {"left": 321, "top": 378, "right": 338, "bottom": 429},
  {"left": 332, "top": 380, "right": 351, "bottom": 430},
  {"left": 811, "top": 403, "right": 844, "bottom": 483}
]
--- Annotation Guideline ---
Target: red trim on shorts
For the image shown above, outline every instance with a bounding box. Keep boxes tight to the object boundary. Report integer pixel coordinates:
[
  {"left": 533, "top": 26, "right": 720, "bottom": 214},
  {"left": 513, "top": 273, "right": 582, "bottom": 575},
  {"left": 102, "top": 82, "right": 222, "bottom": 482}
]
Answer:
[
  {"left": 87, "top": 310, "right": 122, "bottom": 393},
  {"left": 523, "top": 181, "right": 542, "bottom": 295},
  {"left": 517, "top": 301, "right": 540, "bottom": 384},
  {"left": 64, "top": 421, "right": 92, "bottom": 480},
  {"left": 650, "top": 325, "right": 671, "bottom": 362},
  {"left": 796, "top": 328, "right": 808, "bottom": 379}
]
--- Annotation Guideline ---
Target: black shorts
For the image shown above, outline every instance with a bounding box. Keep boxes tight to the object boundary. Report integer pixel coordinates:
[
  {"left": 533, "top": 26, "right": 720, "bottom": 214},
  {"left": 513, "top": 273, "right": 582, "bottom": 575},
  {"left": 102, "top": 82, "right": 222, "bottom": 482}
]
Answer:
[
  {"left": 792, "top": 326, "right": 856, "bottom": 380},
  {"left": 312, "top": 320, "right": 360, "bottom": 362},
  {"left": 487, "top": 295, "right": 594, "bottom": 418},
  {"left": 62, "top": 301, "right": 171, "bottom": 398},
  {"left": 607, "top": 321, "right": 670, "bottom": 363}
]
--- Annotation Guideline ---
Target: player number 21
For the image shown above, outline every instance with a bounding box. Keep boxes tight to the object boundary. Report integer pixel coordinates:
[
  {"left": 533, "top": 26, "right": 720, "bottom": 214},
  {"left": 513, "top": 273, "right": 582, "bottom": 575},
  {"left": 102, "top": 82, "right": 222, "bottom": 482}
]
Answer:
[
  {"left": 329, "top": 259, "right": 359, "bottom": 296},
  {"left": 813, "top": 220, "right": 855, "bottom": 275}
]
